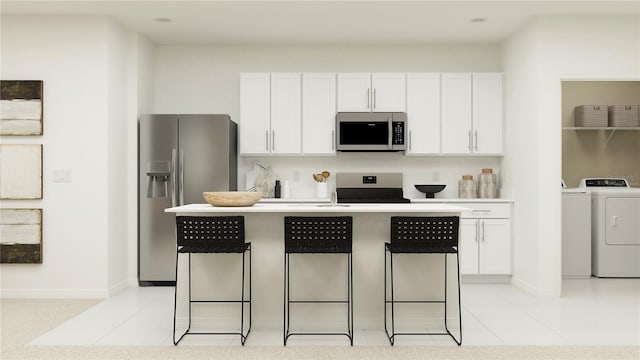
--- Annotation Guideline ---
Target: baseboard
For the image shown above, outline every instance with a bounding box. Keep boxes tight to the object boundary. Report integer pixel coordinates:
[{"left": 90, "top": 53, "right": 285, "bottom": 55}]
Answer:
[
  {"left": 461, "top": 274, "right": 511, "bottom": 284},
  {"left": 108, "top": 279, "right": 131, "bottom": 297},
  {"left": 511, "top": 275, "right": 538, "bottom": 296},
  {"left": 0, "top": 288, "right": 108, "bottom": 299}
]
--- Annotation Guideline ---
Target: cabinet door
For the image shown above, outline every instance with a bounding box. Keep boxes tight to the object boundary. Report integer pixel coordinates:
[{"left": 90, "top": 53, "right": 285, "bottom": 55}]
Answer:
[
  {"left": 441, "top": 73, "right": 472, "bottom": 154},
  {"left": 473, "top": 73, "right": 503, "bottom": 154},
  {"left": 337, "top": 73, "right": 371, "bottom": 112},
  {"left": 371, "top": 73, "right": 406, "bottom": 112},
  {"left": 478, "top": 219, "right": 511, "bottom": 274},
  {"left": 302, "top": 73, "right": 336, "bottom": 155},
  {"left": 270, "top": 73, "right": 301, "bottom": 154},
  {"left": 406, "top": 73, "right": 440, "bottom": 154},
  {"left": 459, "top": 219, "right": 479, "bottom": 274},
  {"left": 240, "top": 73, "right": 271, "bottom": 155}
]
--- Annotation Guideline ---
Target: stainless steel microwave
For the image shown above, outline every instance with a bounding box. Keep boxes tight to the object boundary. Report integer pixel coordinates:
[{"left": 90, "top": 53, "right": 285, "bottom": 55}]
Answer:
[{"left": 336, "top": 112, "right": 407, "bottom": 152}]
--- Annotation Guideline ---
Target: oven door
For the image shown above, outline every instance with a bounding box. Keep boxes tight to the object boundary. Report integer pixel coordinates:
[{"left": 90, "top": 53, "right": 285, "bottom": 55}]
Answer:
[{"left": 337, "top": 112, "right": 394, "bottom": 151}]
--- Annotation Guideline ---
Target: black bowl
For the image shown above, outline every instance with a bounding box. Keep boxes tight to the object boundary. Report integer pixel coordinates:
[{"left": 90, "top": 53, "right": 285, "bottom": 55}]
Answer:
[{"left": 415, "top": 184, "right": 446, "bottom": 198}]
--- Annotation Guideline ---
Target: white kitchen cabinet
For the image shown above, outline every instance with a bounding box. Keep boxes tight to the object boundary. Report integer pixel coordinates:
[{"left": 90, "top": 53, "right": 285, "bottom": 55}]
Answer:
[
  {"left": 458, "top": 203, "right": 512, "bottom": 275},
  {"left": 406, "top": 73, "right": 440, "bottom": 154},
  {"left": 473, "top": 73, "right": 503, "bottom": 154},
  {"left": 441, "top": 73, "right": 503, "bottom": 155},
  {"left": 270, "top": 73, "right": 301, "bottom": 154},
  {"left": 240, "top": 73, "right": 301, "bottom": 155},
  {"left": 302, "top": 73, "right": 336, "bottom": 155},
  {"left": 337, "top": 73, "right": 406, "bottom": 112},
  {"left": 240, "top": 73, "right": 271, "bottom": 154}
]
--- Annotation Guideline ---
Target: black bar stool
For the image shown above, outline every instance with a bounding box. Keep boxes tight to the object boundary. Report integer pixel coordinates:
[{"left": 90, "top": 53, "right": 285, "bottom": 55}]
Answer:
[
  {"left": 384, "top": 216, "right": 462, "bottom": 346},
  {"left": 173, "top": 216, "right": 251, "bottom": 345},
  {"left": 283, "top": 216, "right": 353, "bottom": 345}
]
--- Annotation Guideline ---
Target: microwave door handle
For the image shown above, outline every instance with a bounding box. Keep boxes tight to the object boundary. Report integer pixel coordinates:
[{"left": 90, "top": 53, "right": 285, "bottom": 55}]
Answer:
[{"left": 388, "top": 117, "right": 393, "bottom": 150}]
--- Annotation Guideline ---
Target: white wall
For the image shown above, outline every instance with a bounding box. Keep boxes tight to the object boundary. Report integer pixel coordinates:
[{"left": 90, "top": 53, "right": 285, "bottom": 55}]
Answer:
[
  {"left": 125, "top": 34, "right": 155, "bottom": 286},
  {"left": 153, "top": 44, "right": 503, "bottom": 197},
  {"left": 502, "top": 15, "right": 640, "bottom": 298},
  {"left": 0, "top": 16, "right": 135, "bottom": 298}
]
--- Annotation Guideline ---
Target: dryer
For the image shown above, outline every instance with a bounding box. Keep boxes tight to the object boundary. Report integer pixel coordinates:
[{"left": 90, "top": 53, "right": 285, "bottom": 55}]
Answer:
[{"left": 579, "top": 178, "right": 640, "bottom": 277}]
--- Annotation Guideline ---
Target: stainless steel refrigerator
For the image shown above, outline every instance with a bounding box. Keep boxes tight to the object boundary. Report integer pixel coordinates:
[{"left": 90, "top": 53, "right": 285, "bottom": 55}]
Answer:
[{"left": 138, "top": 114, "right": 237, "bottom": 285}]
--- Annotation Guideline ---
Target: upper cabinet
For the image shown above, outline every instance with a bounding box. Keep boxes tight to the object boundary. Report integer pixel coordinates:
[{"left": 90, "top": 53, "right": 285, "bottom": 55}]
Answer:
[
  {"left": 270, "top": 73, "right": 301, "bottom": 154},
  {"left": 302, "top": 73, "right": 337, "bottom": 155},
  {"left": 240, "top": 73, "right": 302, "bottom": 155},
  {"left": 473, "top": 73, "right": 503, "bottom": 154},
  {"left": 337, "top": 73, "right": 406, "bottom": 112},
  {"left": 406, "top": 73, "right": 441, "bottom": 154},
  {"left": 240, "top": 73, "right": 271, "bottom": 155},
  {"left": 441, "top": 73, "right": 503, "bottom": 155}
]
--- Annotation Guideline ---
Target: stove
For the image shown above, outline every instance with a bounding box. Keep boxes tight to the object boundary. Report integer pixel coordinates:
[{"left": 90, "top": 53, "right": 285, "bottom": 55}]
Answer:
[{"left": 336, "top": 173, "right": 410, "bottom": 204}]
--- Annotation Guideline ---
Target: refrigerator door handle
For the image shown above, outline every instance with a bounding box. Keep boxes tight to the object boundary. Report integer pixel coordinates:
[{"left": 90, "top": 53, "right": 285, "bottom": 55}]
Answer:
[
  {"left": 179, "top": 149, "right": 185, "bottom": 205},
  {"left": 171, "top": 148, "right": 177, "bottom": 207}
]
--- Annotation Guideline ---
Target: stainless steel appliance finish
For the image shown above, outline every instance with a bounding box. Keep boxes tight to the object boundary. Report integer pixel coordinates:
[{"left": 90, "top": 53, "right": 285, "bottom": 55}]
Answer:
[
  {"left": 138, "top": 114, "right": 237, "bottom": 285},
  {"left": 336, "top": 172, "right": 410, "bottom": 203},
  {"left": 336, "top": 112, "right": 407, "bottom": 152}
]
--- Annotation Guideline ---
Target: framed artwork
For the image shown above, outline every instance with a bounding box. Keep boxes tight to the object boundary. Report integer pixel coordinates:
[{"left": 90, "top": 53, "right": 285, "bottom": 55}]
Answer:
[
  {"left": 0, "top": 208, "right": 42, "bottom": 264},
  {"left": 0, "top": 144, "right": 43, "bottom": 199},
  {"left": 0, "top": 80, "right": 43, "bottom": 135}
]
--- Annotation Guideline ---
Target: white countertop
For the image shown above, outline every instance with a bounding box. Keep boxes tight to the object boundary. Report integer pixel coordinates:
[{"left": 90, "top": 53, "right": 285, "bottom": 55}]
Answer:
[
  {"left": 259, "top": 198, "right": 330, "bottom": 203},
  {"left": 165, "top": 203, "right": 468, "bottom": 214},
  {"left": 410, "top": 198, "right": 514, "bottom": 203}
]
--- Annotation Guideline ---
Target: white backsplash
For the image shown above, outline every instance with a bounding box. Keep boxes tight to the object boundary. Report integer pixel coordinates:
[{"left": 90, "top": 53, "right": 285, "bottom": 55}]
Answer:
[{"left": 239, "top": 154, "right": 501, "bottom": 199}]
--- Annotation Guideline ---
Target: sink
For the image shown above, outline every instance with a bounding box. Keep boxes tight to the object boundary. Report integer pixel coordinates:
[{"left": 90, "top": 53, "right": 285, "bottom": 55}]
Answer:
[{"left": 415, "top": 184, "right": 446, "bottom": 198}]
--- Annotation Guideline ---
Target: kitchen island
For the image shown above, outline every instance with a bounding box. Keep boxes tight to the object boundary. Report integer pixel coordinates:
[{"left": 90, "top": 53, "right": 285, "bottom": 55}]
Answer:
[{"left": 165, "top": 202, "right": 466, "bottom": 334}]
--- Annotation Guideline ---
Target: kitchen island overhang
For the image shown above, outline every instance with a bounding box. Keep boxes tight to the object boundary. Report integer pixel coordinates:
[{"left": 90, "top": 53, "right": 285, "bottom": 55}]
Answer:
[{"left": 165, "top": 202, "right": 467, "bottom": 334}]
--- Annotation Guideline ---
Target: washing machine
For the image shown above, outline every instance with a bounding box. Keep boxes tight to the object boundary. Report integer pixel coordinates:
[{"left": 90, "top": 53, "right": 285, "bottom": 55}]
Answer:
[{"left": 579, "top": 178, "right": 640, "bottom": 277}]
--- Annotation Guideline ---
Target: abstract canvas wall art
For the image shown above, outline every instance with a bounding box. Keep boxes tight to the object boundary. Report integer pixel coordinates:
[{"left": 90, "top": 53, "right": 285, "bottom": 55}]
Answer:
[
  {"left": 0, "top": 80, "right": 43, "bottom": 135},
  {"left": 0, "top": 144, "right": 43, "bottom": 199},
  {"left": 0, "top": 209, "right": 43, "bottom": 264}
]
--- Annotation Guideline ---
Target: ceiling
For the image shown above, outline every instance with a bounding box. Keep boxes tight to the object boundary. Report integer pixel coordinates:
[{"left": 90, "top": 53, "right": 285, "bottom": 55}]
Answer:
[{"left": 2, "top": 1, "right": 638, "bottom": 44}]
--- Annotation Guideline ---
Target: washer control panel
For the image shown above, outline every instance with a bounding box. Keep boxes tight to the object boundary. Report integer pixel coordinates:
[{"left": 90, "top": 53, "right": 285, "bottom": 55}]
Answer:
[{"left": 579, "top": 178, "right": 630, "bottom": 188}]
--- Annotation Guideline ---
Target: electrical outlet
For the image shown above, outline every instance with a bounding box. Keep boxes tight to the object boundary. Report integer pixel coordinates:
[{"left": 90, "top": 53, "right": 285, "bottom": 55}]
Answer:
[{"left": 52, "top": 169, "right": 72, "bottom": 182}]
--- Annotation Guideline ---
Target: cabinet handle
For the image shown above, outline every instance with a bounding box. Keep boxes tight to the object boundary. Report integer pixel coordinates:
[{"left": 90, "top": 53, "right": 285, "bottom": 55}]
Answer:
[
  {"left": 272, "top": 130, "right": 275, "bottom": 151},
  {"left": 265, "top": 130, "right": 269, "bottom": 151},
  {"left": 373, "top": 88, "right": 377, "bottom": 109},
  {"left": 471, "top": 209, "right": 491, "bottom": 213},
  {"left": 475, "top": 221, "right": 479, "bottom": 243},
  {"left": 482, "top": 221, "right": 486, "bottom": 242},
  {"left": 408, "top": 130, "right": 412, "bottom": 150},
  {"left": 367, "top": 88, "right": 370, "bottom": 109},
  {"left": 474, "top": 130, "right": 478, "bottom": 151},
  {"left": 332, "top": 130, "right": 335, "bottom": 151},
  {"left": 468, "top": 131, "right": 472, "bottom": 151}
]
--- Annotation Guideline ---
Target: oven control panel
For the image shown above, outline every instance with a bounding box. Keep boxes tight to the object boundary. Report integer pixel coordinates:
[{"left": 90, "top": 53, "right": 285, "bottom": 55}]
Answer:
[{"left": 362, "top": 176, "right": 377, "bottom": 184}]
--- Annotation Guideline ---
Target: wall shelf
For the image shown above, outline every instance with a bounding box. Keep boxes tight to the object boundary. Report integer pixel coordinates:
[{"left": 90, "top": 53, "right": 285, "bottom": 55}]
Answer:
[
  {"left": 562, "top": 127, "right": 640, "bottom": 130},
  {"left": 562, "top": 127, "right": 640, "bottom": 147}
]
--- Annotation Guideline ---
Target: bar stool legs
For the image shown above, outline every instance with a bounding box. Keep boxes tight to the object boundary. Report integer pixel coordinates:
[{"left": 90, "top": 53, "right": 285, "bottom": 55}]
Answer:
[
  {"left": 283, "top": 252, "right": 353, "bottom": 345},
  {"left": 384, "top": 249, "right": 462, "bottom": 346}
]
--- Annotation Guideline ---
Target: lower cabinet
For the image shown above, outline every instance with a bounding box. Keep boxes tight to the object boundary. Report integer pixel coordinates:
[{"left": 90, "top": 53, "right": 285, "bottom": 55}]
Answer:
[{"left": 458, "top": 205, "right": 512, "bottom": 275}]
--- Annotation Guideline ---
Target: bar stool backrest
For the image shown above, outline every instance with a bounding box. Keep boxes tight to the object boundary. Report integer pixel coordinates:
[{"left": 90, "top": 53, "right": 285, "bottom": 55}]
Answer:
[
  {"left": 390, "top": 216, "right": 459, "bottom": 249},
  {"left": 284, "top": 216, "right": 353, "bottom": 253},
  {"left": 176, "top": 216, "right": 245, "bottom": 253}
]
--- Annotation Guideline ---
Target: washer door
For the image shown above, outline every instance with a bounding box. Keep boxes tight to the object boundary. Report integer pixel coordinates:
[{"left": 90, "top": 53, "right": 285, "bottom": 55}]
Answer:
[{"left": 605, "top": 198, "right": 640, "bottom": 245}]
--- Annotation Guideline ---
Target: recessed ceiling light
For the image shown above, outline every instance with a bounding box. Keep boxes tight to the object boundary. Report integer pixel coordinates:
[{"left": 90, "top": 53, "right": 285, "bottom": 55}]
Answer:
[
  {"left": 154, "top": 18, "right": 172, "bottom": 23},
  {"left": 470, "top": 18, "right": 487, "bottom": 23}
]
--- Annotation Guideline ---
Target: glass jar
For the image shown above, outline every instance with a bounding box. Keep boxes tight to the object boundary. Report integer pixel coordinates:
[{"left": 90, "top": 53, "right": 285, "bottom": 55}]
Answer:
[{"left": 458, "top": 175, "right": 477, "bottom": 198}]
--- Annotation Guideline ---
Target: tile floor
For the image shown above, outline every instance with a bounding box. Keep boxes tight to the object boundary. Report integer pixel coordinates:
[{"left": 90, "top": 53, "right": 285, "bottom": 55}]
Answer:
[{"left": 29, "top": 279, "right": 640, "bottom": 347}]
